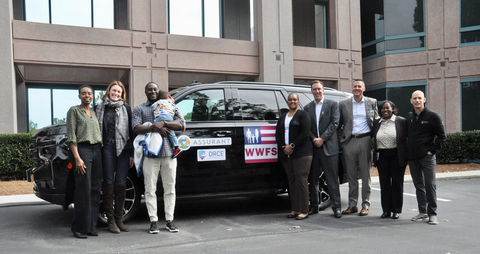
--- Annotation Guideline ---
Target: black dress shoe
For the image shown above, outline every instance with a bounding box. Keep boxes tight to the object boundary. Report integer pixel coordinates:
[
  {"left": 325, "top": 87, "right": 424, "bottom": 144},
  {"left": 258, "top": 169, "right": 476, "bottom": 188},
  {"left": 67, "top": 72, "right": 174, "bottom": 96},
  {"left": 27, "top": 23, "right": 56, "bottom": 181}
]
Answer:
[
  {"left": 392, "top": 213, "right": 400, "bottom": 219},
  {"left": 72, "top": 231, "right": 88, "bottom": 239},
  {"left": 295, "top": 214, "right": 309, "bottom": 220},
  {"left": 334, "top": 209, "right": 342, "bottom": 218},
  {"left": 308, "top": 207, "right": 319, "bottom": 215},
  {"left": 381, "top": 212, "right": 391, "bottom": 218},
  {"left": 87, "top": 231, "right": 98, "bottom": 236},
  {"left": 287, "top": 213, "right": 298, "bottom": 218}
]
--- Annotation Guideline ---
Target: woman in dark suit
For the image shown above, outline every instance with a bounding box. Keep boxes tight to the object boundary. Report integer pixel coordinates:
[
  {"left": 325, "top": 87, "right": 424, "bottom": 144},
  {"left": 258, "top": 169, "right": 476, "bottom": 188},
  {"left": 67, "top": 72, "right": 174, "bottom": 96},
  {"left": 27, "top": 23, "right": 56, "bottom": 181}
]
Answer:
[
  {"left": 275, "top": 93, "right": 313, "bottom": 220},
  {"left": 95, "top": 81, "right": 134, "bottom": 233},
  {"left": 373, "top": 100, "right": 407, "bottom": 219}
]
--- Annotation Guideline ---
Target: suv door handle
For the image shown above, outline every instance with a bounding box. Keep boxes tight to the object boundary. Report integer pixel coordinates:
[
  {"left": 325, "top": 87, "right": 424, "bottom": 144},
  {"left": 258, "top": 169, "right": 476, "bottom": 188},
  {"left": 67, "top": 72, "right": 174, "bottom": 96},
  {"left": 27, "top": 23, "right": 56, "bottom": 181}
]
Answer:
[{"left": 212, "top": 130, "right": 232, "bottom": 137}]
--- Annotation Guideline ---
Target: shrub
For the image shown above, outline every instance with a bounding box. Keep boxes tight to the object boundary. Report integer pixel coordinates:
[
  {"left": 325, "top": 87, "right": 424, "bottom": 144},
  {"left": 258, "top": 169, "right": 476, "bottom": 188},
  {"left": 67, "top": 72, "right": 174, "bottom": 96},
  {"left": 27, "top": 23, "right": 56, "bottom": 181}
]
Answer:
[
  {"left": 0, "top": 133, "right": 34, "bottom": 180},
  {"left": 436, "top": 130, "right": 480, "bottom": 164}
]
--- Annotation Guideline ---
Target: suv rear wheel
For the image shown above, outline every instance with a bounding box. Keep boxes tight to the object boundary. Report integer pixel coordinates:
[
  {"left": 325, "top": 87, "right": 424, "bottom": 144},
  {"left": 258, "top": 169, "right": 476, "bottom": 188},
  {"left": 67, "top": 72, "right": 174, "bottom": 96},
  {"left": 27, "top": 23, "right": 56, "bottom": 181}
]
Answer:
[{"left": 318, "top": 170, "right": 332, "bottom": 211}]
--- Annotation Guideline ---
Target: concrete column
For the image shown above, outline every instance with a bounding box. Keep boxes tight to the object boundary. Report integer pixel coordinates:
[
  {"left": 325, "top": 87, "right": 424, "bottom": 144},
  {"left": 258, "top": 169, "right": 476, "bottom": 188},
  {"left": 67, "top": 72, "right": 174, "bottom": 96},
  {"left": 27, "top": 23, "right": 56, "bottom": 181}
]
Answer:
[
  {"left": 130, "top": 68, "right": 168, "bottom": 108},
  {"left": 0, "top": 0, "right": 16, "bottom": 133},
  {"left": 255, "top": 0, "right": 294, "bottom": 84}
]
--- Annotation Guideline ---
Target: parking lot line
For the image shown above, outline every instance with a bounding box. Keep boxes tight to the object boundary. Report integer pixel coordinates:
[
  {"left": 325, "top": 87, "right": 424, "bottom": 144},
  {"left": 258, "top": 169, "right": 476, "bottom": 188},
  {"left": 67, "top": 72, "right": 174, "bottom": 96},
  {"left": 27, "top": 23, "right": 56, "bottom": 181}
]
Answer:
[{"left": 371, "top": 187, "right": 452, "bottom": 202}]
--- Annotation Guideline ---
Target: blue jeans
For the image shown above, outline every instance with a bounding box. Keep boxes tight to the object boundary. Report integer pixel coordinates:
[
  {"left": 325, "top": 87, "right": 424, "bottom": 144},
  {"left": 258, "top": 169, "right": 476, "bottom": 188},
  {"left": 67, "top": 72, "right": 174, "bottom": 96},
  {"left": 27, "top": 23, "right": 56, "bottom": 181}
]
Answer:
[
  {"left": 102, "top": 142, "right": 130, "bottom": 186},
  {"left": 154, "top": 114, "right": 178, "bottom": 148},
  {"left": 409, "top": 154, "right": 437, "bottom": 216},
  {"left": 71, "top": 143, "right": 102, "bottom": 234}
]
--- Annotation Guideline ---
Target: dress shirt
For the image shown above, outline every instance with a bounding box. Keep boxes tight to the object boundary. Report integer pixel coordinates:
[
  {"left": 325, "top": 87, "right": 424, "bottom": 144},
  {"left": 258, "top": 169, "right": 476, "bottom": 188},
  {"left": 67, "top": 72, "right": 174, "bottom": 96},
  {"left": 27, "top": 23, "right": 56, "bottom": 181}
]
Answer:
[
  {"left": 352, "top": 96, "right": 371, "bottom": 135},
  {"left": 377, "top": 114, "right": 397, "bottom": 149},
  {"left": 314, "top": 98, "right": 324, "bottom": 137}
]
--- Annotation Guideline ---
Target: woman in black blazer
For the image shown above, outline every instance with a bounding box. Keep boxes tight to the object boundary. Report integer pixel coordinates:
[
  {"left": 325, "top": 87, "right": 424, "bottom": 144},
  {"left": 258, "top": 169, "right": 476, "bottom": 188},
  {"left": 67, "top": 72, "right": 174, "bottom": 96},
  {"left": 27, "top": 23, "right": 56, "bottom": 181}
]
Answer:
[
  {"left": 275, "top": 93, "right": 313, "bottom": 220},
  {"left": 95, "top": 81, "right": 134, "bottom": 233},
  {"left": 373, "top": 100, "right": 407, "bottom": 219}
]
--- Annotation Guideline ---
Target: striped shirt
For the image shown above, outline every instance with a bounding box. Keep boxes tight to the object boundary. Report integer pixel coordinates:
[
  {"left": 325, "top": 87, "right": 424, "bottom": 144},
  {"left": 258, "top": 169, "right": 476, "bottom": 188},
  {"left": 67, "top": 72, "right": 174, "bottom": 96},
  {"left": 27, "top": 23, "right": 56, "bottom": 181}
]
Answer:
[{"left": 132, "top": 100, "right": 185, "bottom": 157}]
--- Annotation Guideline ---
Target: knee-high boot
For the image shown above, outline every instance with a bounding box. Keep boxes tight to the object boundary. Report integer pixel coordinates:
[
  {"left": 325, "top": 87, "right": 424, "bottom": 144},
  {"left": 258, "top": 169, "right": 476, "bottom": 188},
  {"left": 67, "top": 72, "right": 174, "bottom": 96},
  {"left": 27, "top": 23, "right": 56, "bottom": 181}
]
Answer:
[
  {"left": 114, "top": 185, "right": 129, "bottom": 232},
  {"left": 103, "top": 183, "right": 120, "bottom": 233}
]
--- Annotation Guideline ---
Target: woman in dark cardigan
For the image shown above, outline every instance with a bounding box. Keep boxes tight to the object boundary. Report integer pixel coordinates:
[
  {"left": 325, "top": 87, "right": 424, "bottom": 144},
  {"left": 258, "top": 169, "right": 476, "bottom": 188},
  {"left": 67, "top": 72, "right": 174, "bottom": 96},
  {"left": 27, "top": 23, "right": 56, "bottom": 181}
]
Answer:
[
  {"left": 372, "top": 100, "right": 407, "bottom": 219},
  {"left": 95, "top": 81, "right": 134, "bottom": 233},
  {"left": 275, "top": 93, "right": 313, "bottom": 220}
]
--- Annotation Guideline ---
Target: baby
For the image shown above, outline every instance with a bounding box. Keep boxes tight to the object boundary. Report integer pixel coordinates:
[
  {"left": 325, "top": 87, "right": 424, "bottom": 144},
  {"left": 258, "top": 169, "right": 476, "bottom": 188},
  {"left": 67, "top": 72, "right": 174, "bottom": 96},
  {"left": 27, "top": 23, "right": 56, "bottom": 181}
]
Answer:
[{"left": 151, "top": 90, "right": 183, "bottom": 158}]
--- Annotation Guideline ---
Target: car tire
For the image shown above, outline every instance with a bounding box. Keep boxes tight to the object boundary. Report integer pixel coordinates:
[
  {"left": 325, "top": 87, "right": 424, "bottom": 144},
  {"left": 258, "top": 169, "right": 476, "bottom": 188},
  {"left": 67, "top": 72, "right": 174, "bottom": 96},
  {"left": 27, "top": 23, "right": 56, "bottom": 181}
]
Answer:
[
  {"left": 317, "top": 170, "right": 332, "bottom": 211},
  {"left": 98, "top": 173, "right": 142, "bottom": 225}
]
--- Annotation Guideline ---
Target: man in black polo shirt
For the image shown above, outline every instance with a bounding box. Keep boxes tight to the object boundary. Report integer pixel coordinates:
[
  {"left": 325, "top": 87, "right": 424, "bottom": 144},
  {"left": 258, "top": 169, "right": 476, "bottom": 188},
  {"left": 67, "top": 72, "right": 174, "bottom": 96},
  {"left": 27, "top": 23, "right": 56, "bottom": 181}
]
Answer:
[{"left": 407, "top": 90, "right": 446, "bottom": 225}]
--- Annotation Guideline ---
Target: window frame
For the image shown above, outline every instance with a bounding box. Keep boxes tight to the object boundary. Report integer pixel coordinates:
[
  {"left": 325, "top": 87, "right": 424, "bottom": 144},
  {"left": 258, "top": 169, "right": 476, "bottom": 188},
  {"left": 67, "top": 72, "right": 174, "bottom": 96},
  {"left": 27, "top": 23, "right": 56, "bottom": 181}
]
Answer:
[
  {"left": 22, "top": 0, "right": 117, "bottom": 29},
  {"left": 361, "top": 0, "right": 426, "bottom": 60},
  {"left": 460, "top": 77, "right": 480, "bottom": 131},
  {"left": 167, "top": 0, "right": 223, "bottom": 38},
  {"left": 26, "top": 84, "right": 107, "bottom": 133},
  {"left": 460, "top": 0, "right": 480, "bottom": 47}
]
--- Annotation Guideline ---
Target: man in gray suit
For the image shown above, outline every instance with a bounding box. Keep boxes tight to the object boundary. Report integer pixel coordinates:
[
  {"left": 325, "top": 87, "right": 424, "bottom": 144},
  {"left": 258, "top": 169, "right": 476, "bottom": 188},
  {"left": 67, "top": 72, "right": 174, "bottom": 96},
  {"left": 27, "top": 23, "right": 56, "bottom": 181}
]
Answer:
[
  {"left": 338, "top": 79, "right": 379, "bottom": 216},
  {"left": 304, "top": 80, "right": 342, "bottom": 218}
]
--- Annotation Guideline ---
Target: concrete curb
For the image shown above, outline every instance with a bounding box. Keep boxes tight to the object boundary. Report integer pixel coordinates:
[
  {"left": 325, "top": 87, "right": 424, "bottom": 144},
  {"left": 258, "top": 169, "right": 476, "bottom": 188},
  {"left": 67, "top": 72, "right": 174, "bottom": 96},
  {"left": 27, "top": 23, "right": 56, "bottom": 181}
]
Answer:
[{"left": 1, "top": 170, "right": 479, "bottom": 208}]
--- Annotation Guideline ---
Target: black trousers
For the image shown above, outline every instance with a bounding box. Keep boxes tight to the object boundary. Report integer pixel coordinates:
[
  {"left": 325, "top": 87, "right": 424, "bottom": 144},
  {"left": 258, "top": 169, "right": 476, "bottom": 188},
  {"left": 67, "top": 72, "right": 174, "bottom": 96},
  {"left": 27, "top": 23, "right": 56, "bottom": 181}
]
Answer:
[
  {"left": 309, "top": 148, "right": 341, "bottom": 210},
  {"left": 281, "top": 155, "right": 312, "bottom": 214},
  {"left": 377, "top": 148, "right": 406, "bottom": 213},
  {"left": 409, "top": 154, "right": 437, "bottom": 216},
  {"left": 71, "top": 143, "right": 102, "bottom": 234}
]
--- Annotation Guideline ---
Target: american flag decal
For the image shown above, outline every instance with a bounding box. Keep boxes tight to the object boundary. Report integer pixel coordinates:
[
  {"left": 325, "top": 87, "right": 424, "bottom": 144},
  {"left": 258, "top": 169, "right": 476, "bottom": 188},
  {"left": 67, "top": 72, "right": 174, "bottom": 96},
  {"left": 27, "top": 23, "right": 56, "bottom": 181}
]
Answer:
[{"left": 244, "top": 126, "right": 278, "bottom": 163}]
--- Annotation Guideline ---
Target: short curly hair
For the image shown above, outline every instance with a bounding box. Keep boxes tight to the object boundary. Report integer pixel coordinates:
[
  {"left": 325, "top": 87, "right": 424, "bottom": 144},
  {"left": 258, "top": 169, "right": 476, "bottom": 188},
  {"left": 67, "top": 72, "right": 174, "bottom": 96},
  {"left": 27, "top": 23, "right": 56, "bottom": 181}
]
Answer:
[{"left": 379, "top": 100, "right": 398, "bottom": 115}]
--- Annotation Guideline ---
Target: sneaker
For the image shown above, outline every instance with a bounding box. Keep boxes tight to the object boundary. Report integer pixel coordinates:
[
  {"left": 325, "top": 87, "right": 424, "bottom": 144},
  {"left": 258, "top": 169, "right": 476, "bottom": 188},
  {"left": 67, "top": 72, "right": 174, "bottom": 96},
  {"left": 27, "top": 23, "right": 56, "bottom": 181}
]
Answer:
[
  {"left": 428, "top": 215, "right": 439, "bottom": 225},
  {"left": 172, "top": 147, "right": 183, "bottom": 158},
  {"left": 149, "top": 221, "right": 159, "bottom": 234},
  {"left": 411, "top": 213, "right": 428, "bottom": 221},
  {"left": 166, "top": 220, "right": 179, "bottom": 233}
]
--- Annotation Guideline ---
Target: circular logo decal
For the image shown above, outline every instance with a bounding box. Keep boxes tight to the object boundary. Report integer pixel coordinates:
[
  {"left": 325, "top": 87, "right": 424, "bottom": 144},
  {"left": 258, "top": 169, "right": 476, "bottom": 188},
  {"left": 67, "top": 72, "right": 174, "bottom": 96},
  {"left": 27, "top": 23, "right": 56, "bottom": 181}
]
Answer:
[{"left": 177, "top": 135, "right": 191, "bottom": 150}]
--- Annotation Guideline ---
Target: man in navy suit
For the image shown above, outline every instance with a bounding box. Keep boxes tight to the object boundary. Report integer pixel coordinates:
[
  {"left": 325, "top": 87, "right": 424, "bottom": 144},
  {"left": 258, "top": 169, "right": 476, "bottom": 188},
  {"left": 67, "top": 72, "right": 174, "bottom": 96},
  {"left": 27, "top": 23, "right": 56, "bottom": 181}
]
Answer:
[
  {"left": 338, "top": 79, "right": 379, "bottom": 216},
  {"left": 304, "top": 80, "right": 342, "bottom": 218}
]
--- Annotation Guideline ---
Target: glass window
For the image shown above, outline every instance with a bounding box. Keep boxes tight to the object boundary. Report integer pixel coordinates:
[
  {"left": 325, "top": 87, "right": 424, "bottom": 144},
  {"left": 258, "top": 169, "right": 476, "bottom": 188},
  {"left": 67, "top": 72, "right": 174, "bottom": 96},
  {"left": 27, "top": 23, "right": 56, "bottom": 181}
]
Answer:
[
  {"left": 25, "top": 0, "right": 49, "bottom": 23},
  {"left": 28, "top": 89, "right": 52, "bottom": 133},
  {"left": 314, "top": 1, "right": 328, "bottom": 48},
  {"left": 461, "top": 80, "right": 480, "bottom": 131},
  {"left": 292, "top": 0, "right": 330, "bottom": 48},
  {"left": 297, "top": 93, "right": 312, "bottom": 109},
  {"left": 276, "top": 91, "right": 289, "bottom": 115},
  {"left": 169, "top": 0, "right": 203, "bottom": 37},
  {"left": 238, "top": 90, "right": 279, "bottom": 120},
  {"left": 204, "top": 0, "right": 221, "bottom": 38},
  {"left": 176, "top": 89, "right": 226, "bottom": 122},
  {"left": 93, "top": 0, "right": 115, "bottom": 29},
  {"left": 52, "top": 89, "right": 78, "bottom": 124},
  {"left": 23, "top": 0, "right": 115, "bottom": 29},
  {"left": 27, "top": 86, "right": 105, "bottom": 133},
  {"left": 361, "top": 0, "right": 425, "bottom": 58},
  {"left": 460, "top": 0, "right": 480, "bottom": 44},
  {"left": 365, "top": 85, "right": 426, "bottom": 118},
  {"left": 51, "top": 0, "right": 92, "bottom": 27}
]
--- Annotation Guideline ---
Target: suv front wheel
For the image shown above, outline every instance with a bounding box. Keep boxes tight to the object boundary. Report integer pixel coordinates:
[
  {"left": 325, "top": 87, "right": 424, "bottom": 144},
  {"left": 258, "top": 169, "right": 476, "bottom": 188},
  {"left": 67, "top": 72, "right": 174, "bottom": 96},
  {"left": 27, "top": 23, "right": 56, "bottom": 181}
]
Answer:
[{"left": 98, "top": 173, "right": 142, "bottom": 225}]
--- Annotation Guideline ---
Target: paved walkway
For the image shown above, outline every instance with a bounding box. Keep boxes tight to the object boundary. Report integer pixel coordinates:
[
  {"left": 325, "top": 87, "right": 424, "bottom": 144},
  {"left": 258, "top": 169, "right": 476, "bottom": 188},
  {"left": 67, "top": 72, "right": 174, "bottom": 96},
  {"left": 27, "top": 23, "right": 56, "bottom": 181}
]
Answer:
[{"left": 1, "top": 170, "right": 479, "bottom": 207}]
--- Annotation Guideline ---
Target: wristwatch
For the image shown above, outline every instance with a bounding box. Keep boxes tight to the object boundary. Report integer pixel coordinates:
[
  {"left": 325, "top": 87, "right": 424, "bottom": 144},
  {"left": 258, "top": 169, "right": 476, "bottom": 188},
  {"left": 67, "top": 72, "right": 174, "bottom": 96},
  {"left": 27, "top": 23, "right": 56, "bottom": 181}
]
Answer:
[{"left": 289, "top": 143, "right": 295, "bottom": 149}]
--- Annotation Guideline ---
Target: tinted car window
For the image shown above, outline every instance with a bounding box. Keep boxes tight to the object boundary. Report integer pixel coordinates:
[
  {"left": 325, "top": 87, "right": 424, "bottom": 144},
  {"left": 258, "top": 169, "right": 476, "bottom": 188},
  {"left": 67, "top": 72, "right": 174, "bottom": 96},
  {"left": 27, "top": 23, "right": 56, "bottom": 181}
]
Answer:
[
  {"left": 176, "top": 89, "right": 226, "bottom": 122},
  {"left": 298, "top": 93, "right": 312, "bottom": 107},
  {"left": 238, "top": 89, "right": 279, "bottom": 120},
  {"left": 275, "top": 91, "right": 289, "bottom": 115}
]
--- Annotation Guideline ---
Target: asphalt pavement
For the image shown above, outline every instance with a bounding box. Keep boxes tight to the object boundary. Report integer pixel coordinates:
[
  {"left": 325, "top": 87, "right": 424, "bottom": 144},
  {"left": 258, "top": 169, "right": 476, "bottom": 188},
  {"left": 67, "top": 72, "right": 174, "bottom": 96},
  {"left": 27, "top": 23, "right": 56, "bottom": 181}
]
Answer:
[{"left": 2, "top": 170, "right": 479, "bottom": 207}]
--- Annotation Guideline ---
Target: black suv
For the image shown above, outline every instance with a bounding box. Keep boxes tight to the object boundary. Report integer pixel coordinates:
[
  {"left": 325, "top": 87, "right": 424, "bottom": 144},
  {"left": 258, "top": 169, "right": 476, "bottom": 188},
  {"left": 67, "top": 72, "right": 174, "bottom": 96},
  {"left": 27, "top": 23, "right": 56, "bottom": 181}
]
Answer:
[{"left": 27, "top": 81, "right": 350, "bottom": 223}]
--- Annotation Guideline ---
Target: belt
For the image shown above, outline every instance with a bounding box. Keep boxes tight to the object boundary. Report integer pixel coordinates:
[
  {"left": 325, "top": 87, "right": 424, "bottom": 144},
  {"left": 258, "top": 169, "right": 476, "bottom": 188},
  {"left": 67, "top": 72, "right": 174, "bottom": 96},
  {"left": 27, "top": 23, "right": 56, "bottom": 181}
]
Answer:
[{"left": 351, "top": 132, "right": 370, "bottom": 138}]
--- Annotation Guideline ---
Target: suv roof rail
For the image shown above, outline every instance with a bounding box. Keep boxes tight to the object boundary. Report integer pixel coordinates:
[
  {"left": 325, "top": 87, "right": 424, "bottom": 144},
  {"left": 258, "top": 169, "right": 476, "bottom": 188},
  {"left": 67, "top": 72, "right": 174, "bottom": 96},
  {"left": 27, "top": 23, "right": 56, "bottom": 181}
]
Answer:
[{"left": 214, "top": 81, "right": 337, "bottom": 91}]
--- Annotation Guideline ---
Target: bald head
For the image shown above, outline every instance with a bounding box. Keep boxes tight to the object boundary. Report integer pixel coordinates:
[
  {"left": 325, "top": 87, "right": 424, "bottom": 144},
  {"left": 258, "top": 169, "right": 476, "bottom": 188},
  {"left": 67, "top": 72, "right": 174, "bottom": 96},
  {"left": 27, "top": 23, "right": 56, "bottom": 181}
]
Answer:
[{"left": 410, "top": 90, "right": 426, "bottom": 113}]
